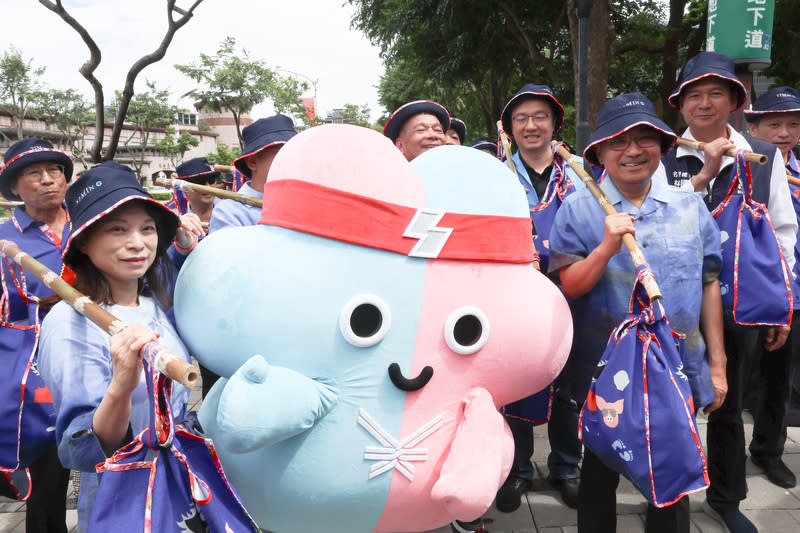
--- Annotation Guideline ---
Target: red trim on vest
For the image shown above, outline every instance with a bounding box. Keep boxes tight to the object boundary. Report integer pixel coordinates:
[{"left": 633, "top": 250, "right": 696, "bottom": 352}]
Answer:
[{"left": 258, "top": 179, "right": 535, "bottom": 263}]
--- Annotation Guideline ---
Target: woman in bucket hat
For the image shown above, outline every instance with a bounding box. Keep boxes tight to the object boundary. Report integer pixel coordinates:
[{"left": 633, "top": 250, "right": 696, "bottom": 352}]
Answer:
[
  {"left": 662, "top": 52, "right": 797, "bottom": 533},
  {"left": 0, "top": 137, "right": 75, "bottom": 533},
  {"left": 36, "top": 161, "right": 195, "bottom": 533},
  {"left": 549, "top": 92, "right": 725, "bottom": 533},
  {"left": 209, "top": 114, "right": 297, "bottom": 232}
]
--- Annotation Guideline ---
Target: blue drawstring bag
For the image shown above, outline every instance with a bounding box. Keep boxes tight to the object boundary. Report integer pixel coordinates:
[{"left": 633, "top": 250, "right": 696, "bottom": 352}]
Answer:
[
  {"left": 89, "top": 343, "right": 260, "bottom": 532},
  {"left": 502, "top": 381, "right": 554, "bottom": 426},
  {"left": 0, "top": 251, "right": 57, "bottom": 477},
  {"left": 505, "top": 144, "right": 576, "bottom": 425},
  {"left": 580, "top": 267, "right": 708, "bottom": 507},
  {"left": 531, "top": 144, "right": 578, "bottom": 273},
  {"left": 711, "top": 150, "right": 793, "bottom": 327}
]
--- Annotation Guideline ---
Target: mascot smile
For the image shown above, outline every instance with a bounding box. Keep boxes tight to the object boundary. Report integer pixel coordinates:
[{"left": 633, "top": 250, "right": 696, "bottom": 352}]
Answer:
[{"left": 174, "top": 124, "right": 572, "bottom": 532}]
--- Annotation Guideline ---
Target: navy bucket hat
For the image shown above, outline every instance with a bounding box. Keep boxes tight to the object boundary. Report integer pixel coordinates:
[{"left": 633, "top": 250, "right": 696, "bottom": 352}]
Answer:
[
  {"left": 176, "top": 157, "right": 220, "bottom": 184},
  {"left": 0, "top": 137, "right": 73, "bottom": 201},
  {"left": 745, "top": 86, "right": 800, "bottom": 122},
  {"left": 501, "top": 83, "right": 565, "bottom": 136},
  {"left": 668, "top": 51, "right": 747, "bottom": 111},
  {"left": 470, "top": 137, "right": 498, "bottom": 154},
  {"left": 448, "top": 117, "right": 467, "bottom": 144},
  {"left": 233, "top": 114, "right": 297, "bottom": 177},
  {"left": 382, "top": 100, "right": 450, "bottom": 143},
  {"left": 63, "top": 161, "right": 180, "bottom": 267},
  {"left": 584, "top": 92, "right": 676, "bottom": 167}
]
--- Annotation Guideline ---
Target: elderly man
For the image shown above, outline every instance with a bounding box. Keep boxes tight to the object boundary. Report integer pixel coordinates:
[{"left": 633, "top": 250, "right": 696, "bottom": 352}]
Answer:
[
  {"left": 0, "top": 137, "right": 73, "bottom": 533},
  {"left": 382, "top": 100, "right": 449, "bottom": 161}
]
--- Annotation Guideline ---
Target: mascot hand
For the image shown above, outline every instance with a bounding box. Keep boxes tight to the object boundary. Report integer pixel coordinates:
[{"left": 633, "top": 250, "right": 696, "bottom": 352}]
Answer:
[
  {"left": 215, "top": 355, "right": 339, "bottom": 453},
  {"left": 430, "top": 388, "right": 514, "bottom": 520}
]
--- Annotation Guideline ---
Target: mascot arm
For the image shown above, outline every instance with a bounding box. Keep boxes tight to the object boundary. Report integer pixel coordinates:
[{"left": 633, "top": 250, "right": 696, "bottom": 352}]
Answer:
[
  {"left": 430, "top": 387, "right": 514, "bottom": 520},
  {"left": 215, "top": 355, "right": 339, "bottom": 453}
]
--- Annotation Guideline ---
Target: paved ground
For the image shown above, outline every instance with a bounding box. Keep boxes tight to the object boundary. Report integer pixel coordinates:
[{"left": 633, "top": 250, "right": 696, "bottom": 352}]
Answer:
[{"left": 3, "top": 381, "right": 800, "bottom": 532}]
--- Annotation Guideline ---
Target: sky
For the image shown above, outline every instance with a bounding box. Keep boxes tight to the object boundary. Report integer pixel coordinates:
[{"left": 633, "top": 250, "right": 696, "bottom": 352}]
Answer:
[{"left": 0, "top": 0, "right": 386, "bottom": 122}]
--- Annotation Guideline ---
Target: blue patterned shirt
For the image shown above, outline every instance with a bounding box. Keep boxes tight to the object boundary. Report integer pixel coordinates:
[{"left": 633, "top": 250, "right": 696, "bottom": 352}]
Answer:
[{"left": 549, "top": 176, "right": 721, "bottom": 409}]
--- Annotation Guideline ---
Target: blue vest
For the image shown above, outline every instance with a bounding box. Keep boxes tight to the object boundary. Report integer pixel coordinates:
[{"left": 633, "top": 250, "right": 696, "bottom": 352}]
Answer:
[{"left": 661, "top": 134, "right": 775, "bottom": 211}]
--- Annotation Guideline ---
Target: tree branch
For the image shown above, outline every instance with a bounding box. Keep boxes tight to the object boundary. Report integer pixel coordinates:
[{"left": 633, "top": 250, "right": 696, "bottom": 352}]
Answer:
[
  {"left": 107, "top": 0, "right": 204, "bottom": 160},
  {"left": 39, "top": 0, "right": 105, "bottom": 161}
]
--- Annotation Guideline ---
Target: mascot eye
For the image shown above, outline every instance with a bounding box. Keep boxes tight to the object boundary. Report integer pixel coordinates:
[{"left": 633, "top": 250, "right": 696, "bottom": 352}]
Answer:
[
  {"left": 339, "top": 295, "right": 392, "bottom": 348},
  {"left": 444, "top": 306, "right": 489, "bottom": 355}
]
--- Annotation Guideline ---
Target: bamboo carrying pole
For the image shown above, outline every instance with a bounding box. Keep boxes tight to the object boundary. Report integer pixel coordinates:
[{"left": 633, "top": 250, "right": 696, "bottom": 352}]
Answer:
[
  {"left": 787, "top": 171, "right": 800, "bottom": 188},
  {"left": 496, "top": 120, "right": 517, "bottom": 175},
  {"left": 551, "top": 142, "right": 662, "bottom": 300},
  {"left": 212, "top": 164, "right": 234, "bottom": 173},
  {"left": 156, "top": 177, "right": 263, "bottom": 208},
  {"left": 0, "top": 201, "right": 23, "bottom": 209},
  {"left": 0, "top": 240, "right": 199, "bottom": 388},
  {"left": 675, "top": 137, "right": 768, "bottom": 165}
]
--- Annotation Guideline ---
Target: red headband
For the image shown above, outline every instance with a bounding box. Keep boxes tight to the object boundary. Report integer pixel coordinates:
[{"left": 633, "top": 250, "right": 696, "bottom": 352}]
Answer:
[{"left": 259, "top": 179, "right": 534, "bottom": 263}]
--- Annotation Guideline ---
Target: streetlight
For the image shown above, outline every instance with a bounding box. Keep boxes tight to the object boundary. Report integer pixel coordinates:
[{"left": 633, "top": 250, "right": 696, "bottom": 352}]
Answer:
[{"left": 276, "top": 68, "right": 319, "bottom": 124}]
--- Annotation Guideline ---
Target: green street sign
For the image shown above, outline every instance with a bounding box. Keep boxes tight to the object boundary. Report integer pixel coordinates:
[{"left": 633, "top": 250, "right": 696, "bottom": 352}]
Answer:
[{"left": 706, "top": 0, "right": 774, "bottom": 68}]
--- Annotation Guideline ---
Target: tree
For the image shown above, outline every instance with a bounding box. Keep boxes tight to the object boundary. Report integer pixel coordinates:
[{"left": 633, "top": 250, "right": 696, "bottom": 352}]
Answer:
[
  {"left": 762, "top": 0, "right": 800, "bottom": 90},
  {"left": 30, "top": 88, "right": 94, "bottom": 168},
  {"left": 155, "top": 127, "right": 200, "bottom": 169},
  {"left": 175, "top": 37, "right": 308, "bottom": 150},
  {"left": 108, "top": 81, "right": 177, "bottom": 182},
  {"left": 38, "top": 0, "right": 205, "bottom": 162},
  {"left": 0, "top": 47, "right": 46, "bottom": 141},
  {"left": 205, "top": 144, "right": 241, "bottom": 167}
]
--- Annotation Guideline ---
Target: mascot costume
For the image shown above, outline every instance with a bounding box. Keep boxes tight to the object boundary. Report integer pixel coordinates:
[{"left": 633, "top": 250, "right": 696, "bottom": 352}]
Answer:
[{"left": 174, "top": 124, "right": 572, "bottom": 532}]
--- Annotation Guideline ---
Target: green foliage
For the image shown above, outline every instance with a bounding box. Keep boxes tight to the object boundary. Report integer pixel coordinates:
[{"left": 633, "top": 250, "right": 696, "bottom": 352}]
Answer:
[
  {"left": 109, "top": 80, "right": 177, "bottom": 181},
  {"left": 337, "top": 103, "right": 374, "bottom": 128},
  {"left": 205, "top": 144, "right": 241, "bottom": 167},
  {"left": 762, "top": 0, "right": 800, "bottom": 89},
  {"left": 30, "top": 88, "right": 94, "bottom": 166},
  {"left": 175, "top": 37, "right": 308, "bottom": 148},
  {"left": 155, "top": 127, "right": 201, "bottom": 168},
  {"left": 148, "top": 189, "right": 173, "bottom": 202},
  {"left": 0, "top": 46, "right": 46, "bottom": 139}
]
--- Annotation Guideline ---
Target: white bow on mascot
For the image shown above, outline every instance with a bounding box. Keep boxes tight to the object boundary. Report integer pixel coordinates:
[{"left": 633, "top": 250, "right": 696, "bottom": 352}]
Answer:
[{"left": 174, "top": 124, "right": 572, "bottom": 532}]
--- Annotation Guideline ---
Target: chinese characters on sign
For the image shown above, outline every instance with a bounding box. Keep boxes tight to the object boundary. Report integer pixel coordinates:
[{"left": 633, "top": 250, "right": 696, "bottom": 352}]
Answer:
[{"left": 706, "top": 0, "right": 774, "bottom": 67}]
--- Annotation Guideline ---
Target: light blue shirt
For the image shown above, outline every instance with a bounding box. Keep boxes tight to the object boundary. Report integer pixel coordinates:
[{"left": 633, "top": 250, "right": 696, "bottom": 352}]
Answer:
[
  {"left": 38, "top": 295, "right": 191, "bottom": 532},
  {"left": 207, "top": 182, "right": 262, "bottom": 232},
  {"left": 549, "top": 176, "right": 721, "bottom": 409},
  {"left": 510, "top": 150, "right": 586, "bottom": 210}
]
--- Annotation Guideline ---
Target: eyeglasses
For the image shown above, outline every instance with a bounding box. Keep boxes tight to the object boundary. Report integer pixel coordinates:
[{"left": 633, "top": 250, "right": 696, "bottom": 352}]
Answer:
[
  {"left": 605, "top": 134, "right": 661, "bottom": 151},
  {"left": 512, "top": 112, "right": 552, "bottom": 125},
  {"left": 19, "top": 164, "right": 65, "bottom": 181}
]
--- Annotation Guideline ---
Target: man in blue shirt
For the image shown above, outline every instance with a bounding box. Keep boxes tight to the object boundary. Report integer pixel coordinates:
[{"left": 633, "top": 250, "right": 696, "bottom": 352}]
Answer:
[
  {"left": 495, "top": 83, "right": 586, "bottom": 512},
  {"left": 549, "top": 93, "right": 726, "bottom": 532},
  {"left": 208, "top": 114, "right": 297, "bottom": 232},
  {"left": 0, "top": 137, "right": 73, "bottom": 533}
]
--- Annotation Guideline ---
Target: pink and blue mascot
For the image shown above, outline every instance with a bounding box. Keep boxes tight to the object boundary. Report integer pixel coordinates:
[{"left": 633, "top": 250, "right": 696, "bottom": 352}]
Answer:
[{"left": 174, "top": 125, "right": 572, "bottom": 532}]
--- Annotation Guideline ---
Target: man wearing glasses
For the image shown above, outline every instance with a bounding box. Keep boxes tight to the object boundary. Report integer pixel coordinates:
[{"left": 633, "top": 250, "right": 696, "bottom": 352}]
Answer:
[
  {"left": 494, "top": 84, "right": 585, "bottom": 515},
  {"left": 0, "top": 137, "right": 73, "bottom": 533}
]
